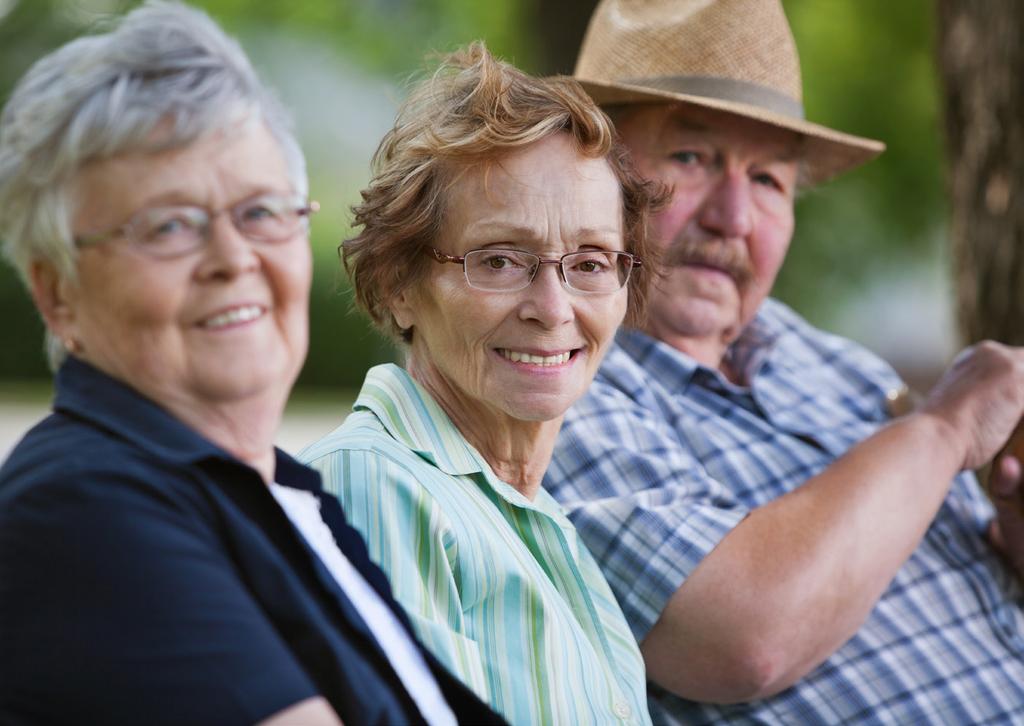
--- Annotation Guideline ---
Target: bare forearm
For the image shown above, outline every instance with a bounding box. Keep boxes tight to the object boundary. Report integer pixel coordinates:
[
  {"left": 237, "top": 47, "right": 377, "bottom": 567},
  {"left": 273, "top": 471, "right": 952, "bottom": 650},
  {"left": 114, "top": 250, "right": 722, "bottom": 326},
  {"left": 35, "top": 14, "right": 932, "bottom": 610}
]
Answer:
[{"left": 643, "top": 411, "right": 965, "bottom": 702}]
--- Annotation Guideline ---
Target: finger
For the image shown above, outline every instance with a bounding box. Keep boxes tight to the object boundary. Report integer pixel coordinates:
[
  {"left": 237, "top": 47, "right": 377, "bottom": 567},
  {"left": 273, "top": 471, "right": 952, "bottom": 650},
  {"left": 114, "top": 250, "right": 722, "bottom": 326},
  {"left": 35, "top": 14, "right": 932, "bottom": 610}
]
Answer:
[
  {"left": 990, "top": 454, "right": 1022, "bottom": 499},
  {"left": 989, "top": 520, "right": 1006, "bottom": 552}
]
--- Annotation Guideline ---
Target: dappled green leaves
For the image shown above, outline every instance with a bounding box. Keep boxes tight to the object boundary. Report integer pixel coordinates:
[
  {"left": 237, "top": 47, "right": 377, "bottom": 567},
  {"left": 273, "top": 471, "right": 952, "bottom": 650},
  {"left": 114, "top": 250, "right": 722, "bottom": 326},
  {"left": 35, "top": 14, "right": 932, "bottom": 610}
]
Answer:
[{"left": 0, "top": 0, "right": 953, "bottom": 383}]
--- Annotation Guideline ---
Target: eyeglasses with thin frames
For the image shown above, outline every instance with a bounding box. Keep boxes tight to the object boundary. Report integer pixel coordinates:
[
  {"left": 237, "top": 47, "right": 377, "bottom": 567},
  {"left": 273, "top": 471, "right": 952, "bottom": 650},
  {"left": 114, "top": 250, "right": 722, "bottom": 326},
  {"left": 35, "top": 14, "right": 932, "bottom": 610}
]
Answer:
[
  {"left": 73, "top": 193, "right": 319, "bottom": 259},
  {"left": 428, "top": 247, "right": 641, "bottom": 294}
]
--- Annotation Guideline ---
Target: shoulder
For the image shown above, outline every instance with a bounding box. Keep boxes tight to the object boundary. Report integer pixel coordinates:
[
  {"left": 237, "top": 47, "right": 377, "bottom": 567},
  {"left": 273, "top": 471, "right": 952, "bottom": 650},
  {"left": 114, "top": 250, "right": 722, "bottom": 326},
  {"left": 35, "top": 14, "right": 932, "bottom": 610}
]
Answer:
[
  {"left": 1, "top": 411, "right": 198, "bottom": 512},
  {"left": 300, "top": 412, "right": 461, "bottom": 547},
  {"left": 761, "top": 298, "right": 900, "bottom": 384},
  {"left": 300, "top": 410, "right": 443, "bottom": 489},
  {"left": 297, "top": 408, "right": 385, "bottom": 460}
]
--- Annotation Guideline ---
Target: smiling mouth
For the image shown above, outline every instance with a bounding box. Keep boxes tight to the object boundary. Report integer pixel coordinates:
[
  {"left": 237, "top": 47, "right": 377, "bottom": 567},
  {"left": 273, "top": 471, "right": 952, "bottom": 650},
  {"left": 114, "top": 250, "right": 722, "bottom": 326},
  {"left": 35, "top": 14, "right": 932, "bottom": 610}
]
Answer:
[
  {"left": 497, "top": 348, "right": 575, "bottom": 366},
  {"left": 200, "top": 305, "right": 265, "bottom": 329}
]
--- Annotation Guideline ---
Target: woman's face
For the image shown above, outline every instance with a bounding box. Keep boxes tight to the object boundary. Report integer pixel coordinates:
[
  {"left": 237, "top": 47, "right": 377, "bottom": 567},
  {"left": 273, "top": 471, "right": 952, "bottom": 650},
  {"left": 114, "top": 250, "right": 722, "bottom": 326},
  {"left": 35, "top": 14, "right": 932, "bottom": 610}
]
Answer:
[
  {"left": 392, "top": 133, "right": 628, "bottom": 424},
  {"left": 53, "top": 121, "right": 311, "bottom": 413}
]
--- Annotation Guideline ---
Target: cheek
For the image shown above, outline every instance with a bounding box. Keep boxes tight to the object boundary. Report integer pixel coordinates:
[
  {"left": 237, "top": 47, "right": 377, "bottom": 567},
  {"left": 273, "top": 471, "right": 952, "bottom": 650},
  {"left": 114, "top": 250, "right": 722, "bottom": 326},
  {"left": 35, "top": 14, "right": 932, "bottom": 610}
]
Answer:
[
  {"left": 275, "top": 244, "right": 313, "bottom": 301},
  {"left": 411, "top": 282, "right": 477, "bottom": 355},
  {"left": 78, "top": 260, "right": 182, "bottom": 333},
  {"left": 264, "top": 247, "right": 313, "bottom": 338},
  {"left": 748, "top": 227, "right": 792, "bottom": 293},
  {"left": 652, "top": 190, "right": 701, "bottom": 245},
  {"left": 582, "top": 294, "right": 627, "bottom": 348}
]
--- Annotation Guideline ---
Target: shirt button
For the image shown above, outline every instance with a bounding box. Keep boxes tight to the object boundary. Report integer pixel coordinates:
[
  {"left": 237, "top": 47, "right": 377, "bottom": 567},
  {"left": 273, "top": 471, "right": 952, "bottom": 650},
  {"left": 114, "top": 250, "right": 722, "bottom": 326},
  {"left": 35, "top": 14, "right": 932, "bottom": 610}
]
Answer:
[{"left": 613, "top": 701, "right": 632, "bottom": 720}]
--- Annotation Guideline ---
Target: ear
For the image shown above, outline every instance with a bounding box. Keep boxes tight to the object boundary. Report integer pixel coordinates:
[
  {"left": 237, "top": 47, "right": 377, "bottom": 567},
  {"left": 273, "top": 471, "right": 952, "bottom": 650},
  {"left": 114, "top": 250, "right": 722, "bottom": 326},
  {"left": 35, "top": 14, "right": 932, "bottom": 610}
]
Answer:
[
  {"left": 29, "top": 259, "right": 79, "bottom": 343},
  {"left": 389, "top": 285, "right": 418, "bottom": 332}
]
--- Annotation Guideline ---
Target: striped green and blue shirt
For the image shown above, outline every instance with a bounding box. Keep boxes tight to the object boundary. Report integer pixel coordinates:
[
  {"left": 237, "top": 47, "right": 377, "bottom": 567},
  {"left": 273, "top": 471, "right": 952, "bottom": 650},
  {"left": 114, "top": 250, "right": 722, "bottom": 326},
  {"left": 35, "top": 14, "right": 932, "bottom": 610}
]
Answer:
[{"left": 299, "top": 364, "right": 651, "bottom": 726}]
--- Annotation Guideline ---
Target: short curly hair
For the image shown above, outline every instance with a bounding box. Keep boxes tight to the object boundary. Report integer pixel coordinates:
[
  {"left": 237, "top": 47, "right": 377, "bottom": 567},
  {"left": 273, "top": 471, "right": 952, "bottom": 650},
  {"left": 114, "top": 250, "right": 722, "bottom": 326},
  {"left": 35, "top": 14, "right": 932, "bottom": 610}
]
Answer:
[
  {"left": 344, "top": 41, "right": 666, "bottom": 342},
  {"left": 0, "top": 0, "right": 305, "bottom": 369}
]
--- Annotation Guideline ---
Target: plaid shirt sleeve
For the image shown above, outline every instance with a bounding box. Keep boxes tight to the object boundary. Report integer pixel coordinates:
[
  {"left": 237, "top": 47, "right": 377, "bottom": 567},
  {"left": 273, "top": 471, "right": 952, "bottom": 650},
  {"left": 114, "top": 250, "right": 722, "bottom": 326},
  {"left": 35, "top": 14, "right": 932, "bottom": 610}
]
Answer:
[{"left": 546, "top": 357, "right": 747, "bottom": 641}]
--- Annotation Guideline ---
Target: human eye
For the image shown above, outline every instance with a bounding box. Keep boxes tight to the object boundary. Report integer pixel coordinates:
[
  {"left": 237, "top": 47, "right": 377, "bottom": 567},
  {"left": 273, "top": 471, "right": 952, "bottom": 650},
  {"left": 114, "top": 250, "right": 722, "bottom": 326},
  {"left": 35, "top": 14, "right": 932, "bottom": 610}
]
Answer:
[
  {"left": 475, "top": 250, "right": 530, "bottom": 270},
  {"left": 136, "top": 207, "right": 202, "bottom": 248},
  {"left": 669, "top": 150, "right": 702, "bottom": 166},
  {"left": 564, "top": 251, "right": 626, "bottom": 293},
  {"left": 484, "top": 254, "right": 511, "bottom": 269},
  {"left": 235, "top": 194, "right": 300, "bottom": 240},
  {"left": 568, "top": 251, "right": 614, "bottom": 274},
  {"left": 752, "top": 171, "right": 782, "bottom": 190},
  {"left": 239, "top": 195, "right": 286, "bottom": 222},
  {"left": 752, "top": 161, "right": 797, "bottom": 196},
  {"left": 464, "top": 249, "right": 532, "bottom": 291}
]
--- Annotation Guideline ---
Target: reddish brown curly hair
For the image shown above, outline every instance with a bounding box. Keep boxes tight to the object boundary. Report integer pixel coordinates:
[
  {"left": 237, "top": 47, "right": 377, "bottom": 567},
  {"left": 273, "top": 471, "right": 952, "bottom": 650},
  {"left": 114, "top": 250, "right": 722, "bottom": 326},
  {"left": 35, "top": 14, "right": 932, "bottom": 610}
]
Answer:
[{"left": 344, "top": 41, "right": 667, "bottom": 342}]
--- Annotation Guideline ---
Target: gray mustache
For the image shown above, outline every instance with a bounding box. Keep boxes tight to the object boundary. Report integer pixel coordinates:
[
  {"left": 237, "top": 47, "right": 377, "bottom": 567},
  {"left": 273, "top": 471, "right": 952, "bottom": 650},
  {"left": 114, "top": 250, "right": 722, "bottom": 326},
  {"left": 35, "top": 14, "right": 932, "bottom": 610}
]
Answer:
[{"left": 661, "top": 238, "right": 753, "bottom": 286}]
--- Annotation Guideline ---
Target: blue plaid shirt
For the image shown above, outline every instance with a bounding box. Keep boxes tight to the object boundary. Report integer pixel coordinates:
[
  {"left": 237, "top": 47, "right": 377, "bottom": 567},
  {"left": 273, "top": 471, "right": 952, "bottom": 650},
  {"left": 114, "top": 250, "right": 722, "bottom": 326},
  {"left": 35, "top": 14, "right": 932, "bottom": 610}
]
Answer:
[{"left": 545, "top": 298, "right": 1024, "bottom": 724}]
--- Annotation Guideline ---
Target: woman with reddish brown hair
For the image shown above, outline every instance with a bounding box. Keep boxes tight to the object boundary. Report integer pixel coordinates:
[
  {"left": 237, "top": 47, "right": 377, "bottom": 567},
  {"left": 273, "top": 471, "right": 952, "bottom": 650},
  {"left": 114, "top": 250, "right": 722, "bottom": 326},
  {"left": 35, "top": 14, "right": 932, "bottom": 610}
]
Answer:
[{"left": 301, "top": 42, "right": 664, "bottom": 725}]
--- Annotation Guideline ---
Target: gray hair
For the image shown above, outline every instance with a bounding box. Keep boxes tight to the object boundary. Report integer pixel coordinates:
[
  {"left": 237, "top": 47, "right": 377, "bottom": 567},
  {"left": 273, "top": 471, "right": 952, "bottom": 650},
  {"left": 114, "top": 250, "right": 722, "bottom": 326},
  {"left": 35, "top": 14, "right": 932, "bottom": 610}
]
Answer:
[{"left": 0, "top": 0, "right": 307, "bottom": 368}]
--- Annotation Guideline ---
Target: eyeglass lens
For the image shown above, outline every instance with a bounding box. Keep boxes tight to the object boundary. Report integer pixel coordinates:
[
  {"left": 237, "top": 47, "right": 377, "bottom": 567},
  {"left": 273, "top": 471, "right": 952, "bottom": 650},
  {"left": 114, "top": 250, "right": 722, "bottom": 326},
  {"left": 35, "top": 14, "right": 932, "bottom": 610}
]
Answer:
[
  {"left": 130, "top": 194, "right": 310, "bottom": 256},
  {"left": 463, "top": 249, "right": 631, "bottom": 293}
]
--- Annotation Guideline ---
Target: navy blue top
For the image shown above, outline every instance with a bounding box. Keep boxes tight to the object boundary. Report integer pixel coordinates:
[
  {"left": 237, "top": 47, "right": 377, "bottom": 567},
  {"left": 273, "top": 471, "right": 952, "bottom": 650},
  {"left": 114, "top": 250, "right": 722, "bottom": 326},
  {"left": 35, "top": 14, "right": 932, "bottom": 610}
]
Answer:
[{"left": 0, "top": 356, "right": 502, "bottom": 726}]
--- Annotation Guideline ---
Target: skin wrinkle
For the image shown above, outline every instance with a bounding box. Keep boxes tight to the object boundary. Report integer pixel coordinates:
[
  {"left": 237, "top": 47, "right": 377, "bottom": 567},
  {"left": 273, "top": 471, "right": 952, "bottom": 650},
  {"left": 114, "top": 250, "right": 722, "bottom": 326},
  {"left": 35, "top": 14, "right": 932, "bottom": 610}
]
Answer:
[
  {"left": 615, "top": 104, "right": 799, "bottom": 377},
  {"left": 391, "top": 133, "right": 628, "bottom": 499},
  {"left": 36, "top": 123, "right": 311, "bottom": 483},
  {"left": 592, "top": 99, "right": 1024, "bottom": 709}
]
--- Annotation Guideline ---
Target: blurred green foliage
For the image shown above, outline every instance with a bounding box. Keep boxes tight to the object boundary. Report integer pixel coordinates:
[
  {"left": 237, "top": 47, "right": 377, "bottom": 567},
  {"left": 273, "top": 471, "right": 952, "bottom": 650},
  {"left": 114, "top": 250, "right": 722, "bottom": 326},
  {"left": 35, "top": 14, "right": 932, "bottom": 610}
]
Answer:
[
  {"left": 0, "top": 0, "right": 946, "bottom": 388},
  {"left": 781, "top": 0, "right": 944, "bottom": 315},
  {"left": 0, "top": 0, "right": 530, "bottom": 388}
]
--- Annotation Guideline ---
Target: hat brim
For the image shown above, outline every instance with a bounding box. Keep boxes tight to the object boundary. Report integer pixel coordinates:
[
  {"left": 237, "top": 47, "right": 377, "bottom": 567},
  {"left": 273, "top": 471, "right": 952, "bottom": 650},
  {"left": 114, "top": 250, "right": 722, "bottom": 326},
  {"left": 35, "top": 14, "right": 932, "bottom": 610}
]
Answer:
[{"left": 578, "top": 78, "right": 885, "bottom": 185}]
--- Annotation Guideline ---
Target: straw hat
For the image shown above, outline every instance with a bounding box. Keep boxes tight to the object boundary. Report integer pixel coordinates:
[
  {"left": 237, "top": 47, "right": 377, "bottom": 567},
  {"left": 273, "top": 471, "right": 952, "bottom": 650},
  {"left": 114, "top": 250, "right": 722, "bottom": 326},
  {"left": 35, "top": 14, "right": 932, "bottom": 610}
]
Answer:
[{"left": 574, "top": 0, "right": 885, "bottom": 183}]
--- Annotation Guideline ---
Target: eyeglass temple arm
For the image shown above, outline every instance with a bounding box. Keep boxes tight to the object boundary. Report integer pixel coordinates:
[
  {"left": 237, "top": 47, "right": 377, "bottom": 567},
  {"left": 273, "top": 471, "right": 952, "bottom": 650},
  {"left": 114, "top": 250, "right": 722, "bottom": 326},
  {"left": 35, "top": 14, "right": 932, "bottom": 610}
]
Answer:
[{"left": 428, "top": 247, "right": 465, "bottom": 264}]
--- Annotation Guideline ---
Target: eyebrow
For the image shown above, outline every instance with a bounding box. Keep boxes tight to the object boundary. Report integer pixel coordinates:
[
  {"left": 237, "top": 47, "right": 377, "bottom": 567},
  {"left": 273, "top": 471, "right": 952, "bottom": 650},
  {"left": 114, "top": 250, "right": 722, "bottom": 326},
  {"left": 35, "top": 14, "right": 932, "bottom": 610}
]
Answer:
[
  {"left": 666, "top": 116, "right": 802, "bottom": 165},
  {"left": 668, "top": 116, "right": 712, "bottom": 134}
]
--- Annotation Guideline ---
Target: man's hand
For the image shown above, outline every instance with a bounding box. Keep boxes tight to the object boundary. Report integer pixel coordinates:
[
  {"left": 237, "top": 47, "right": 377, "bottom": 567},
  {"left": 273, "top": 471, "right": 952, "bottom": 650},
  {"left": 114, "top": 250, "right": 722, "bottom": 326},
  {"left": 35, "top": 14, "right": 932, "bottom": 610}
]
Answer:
[
  {"left": 643, "top": 341, "right": 1024, "bottom": 702},
  {"left": 988, "top": 453, "right": 1024, "bottom": 581},
  {"left": 918, "top": 341, "right": 1024, "bottom": 470}
]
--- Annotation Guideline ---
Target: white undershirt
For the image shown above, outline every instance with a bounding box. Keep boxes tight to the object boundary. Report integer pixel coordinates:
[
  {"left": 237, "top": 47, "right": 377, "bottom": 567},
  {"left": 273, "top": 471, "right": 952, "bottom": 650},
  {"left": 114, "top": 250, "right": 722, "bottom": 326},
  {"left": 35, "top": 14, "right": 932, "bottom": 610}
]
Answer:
[{"left": 269, "top": 483, "right": 457, "bottom": 726}]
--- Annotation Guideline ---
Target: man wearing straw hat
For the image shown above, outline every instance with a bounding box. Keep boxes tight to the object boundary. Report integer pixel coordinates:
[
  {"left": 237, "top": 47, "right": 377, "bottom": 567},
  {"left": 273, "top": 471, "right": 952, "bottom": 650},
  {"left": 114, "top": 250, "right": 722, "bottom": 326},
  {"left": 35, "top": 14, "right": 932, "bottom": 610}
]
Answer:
[{"left": 546, "top": 0, "right": 1024, "bottom": 722}]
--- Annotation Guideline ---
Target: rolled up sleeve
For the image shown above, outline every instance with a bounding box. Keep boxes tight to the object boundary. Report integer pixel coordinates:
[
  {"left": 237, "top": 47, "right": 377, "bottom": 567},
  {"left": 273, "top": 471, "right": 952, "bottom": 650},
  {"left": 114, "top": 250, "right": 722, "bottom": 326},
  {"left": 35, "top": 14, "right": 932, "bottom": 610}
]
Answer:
[{"left": 547, "top": 380, "right": 747, "bottom": 640}]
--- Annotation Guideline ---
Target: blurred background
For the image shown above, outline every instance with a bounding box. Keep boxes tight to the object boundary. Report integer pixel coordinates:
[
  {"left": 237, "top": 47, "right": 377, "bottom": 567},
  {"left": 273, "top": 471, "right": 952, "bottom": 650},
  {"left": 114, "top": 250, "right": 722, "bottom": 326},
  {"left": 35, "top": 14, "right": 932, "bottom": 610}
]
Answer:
[{"left": 0, "top": 0, "right": 959, "bottom": 455}]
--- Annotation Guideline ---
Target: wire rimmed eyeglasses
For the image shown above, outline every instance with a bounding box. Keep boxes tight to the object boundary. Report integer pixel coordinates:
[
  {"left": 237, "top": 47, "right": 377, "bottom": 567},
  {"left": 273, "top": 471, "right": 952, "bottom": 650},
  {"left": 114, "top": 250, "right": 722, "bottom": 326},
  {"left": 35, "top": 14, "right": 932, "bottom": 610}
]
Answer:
[
  {"left": 73, "top": 193, "right": 319, "bottom": 259},
  {"left": 428, "top": 247, "right": 641, "bottom": 294}
]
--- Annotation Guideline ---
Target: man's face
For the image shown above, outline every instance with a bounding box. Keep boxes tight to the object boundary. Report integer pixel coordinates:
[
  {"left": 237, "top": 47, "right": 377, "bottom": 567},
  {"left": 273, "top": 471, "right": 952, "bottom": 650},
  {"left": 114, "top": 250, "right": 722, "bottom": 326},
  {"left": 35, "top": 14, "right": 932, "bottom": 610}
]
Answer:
[{"left": 614, "top": 104, "right": 799, "bottom": 355}]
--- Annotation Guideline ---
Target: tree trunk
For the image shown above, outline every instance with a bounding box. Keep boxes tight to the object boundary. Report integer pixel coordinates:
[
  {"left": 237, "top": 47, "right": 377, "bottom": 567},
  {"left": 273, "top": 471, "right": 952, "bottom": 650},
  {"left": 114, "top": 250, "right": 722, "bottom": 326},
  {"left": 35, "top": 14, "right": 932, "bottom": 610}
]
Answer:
[
  {"left": 527, "top": 0, "right": 597, "bottom": 75},
  {"left": 936, "top": 0, "right": 1024, "bottom": 345}
]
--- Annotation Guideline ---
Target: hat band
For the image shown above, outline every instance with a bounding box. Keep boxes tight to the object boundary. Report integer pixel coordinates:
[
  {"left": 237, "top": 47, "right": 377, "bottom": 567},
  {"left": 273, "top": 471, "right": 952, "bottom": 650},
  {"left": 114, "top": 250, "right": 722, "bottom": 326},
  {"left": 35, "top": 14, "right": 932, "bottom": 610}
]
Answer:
[{"left": 621, "top": 74, "right": 805, "bottom": 119}]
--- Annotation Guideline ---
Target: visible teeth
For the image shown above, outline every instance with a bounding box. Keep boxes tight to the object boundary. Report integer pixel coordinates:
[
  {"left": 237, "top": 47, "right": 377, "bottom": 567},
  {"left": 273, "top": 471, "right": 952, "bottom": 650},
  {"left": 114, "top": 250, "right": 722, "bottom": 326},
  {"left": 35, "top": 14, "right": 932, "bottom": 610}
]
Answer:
[
  {"left": 202, "top": 305, "right": 263, "bottom": 329},
  {"left": 499, "top": 349, "right": 571, "bottom": 366}
]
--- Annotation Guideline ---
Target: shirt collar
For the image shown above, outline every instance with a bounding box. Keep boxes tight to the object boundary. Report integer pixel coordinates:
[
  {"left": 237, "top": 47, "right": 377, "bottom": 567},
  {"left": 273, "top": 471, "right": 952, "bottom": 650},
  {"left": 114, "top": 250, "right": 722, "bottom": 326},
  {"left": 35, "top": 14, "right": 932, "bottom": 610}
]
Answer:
[
  {"left": 727, "top": 302, "right": 784, "bottom": 380},
  {"left": 617, "top": 299, "right": 789, "bottom": 389},
  {"left": 352, "top": 364, "right": 487, "bottom": 477},
  {"left": 53, "top": 355, "right": 318, "bottom": 489},
  {"left": 353, "top": 364, "right": 565, "bottom": 515}
]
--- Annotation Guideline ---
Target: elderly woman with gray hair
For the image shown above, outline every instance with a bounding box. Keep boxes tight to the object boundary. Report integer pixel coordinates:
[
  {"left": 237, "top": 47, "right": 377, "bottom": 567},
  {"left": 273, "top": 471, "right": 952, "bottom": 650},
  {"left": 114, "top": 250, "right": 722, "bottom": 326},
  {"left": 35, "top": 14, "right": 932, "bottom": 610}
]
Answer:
[
  {"left": 0, "top": 3, "right": 504, "bottom": 725},
  {"left": 300, "top": 43, "right": 665, "bottom": 725}
]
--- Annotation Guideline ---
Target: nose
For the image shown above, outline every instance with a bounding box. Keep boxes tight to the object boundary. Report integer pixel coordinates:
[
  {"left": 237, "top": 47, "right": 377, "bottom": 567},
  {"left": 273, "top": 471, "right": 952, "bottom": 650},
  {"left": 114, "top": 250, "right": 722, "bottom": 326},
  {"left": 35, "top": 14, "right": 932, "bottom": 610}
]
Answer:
[
  {"left": 518, "top": 262, "right": 573, "bottom": 328},
  {"left": 698, "top": 171, "right": 753, "bottom": 239},
  {"left": 196, "top": 213, "right": 260, "bottom": 279}
]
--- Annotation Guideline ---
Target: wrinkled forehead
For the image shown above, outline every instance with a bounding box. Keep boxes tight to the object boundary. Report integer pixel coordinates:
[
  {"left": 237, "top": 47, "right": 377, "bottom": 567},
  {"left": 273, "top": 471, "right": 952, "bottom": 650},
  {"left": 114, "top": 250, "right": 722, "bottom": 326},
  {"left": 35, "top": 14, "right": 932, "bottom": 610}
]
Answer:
[
  {"left": 611, "top": 102, "right": 804, "bottom": 163},
  {"left": 70, "top": 119, "right": 291, "bottom": 231},
  {"left": 440, "top": 134, "right": 619, "bottom": 211},
  {"left": 436, "top": 135, "right": 624, "bottom": 247}
]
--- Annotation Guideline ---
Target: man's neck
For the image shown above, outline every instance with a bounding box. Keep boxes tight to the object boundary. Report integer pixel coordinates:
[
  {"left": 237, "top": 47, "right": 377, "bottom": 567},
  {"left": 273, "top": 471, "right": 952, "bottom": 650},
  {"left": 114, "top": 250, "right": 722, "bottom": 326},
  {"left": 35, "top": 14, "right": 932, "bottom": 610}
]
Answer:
[{"left": 639, "top": 326, "right": 742, "bottom": 384}]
